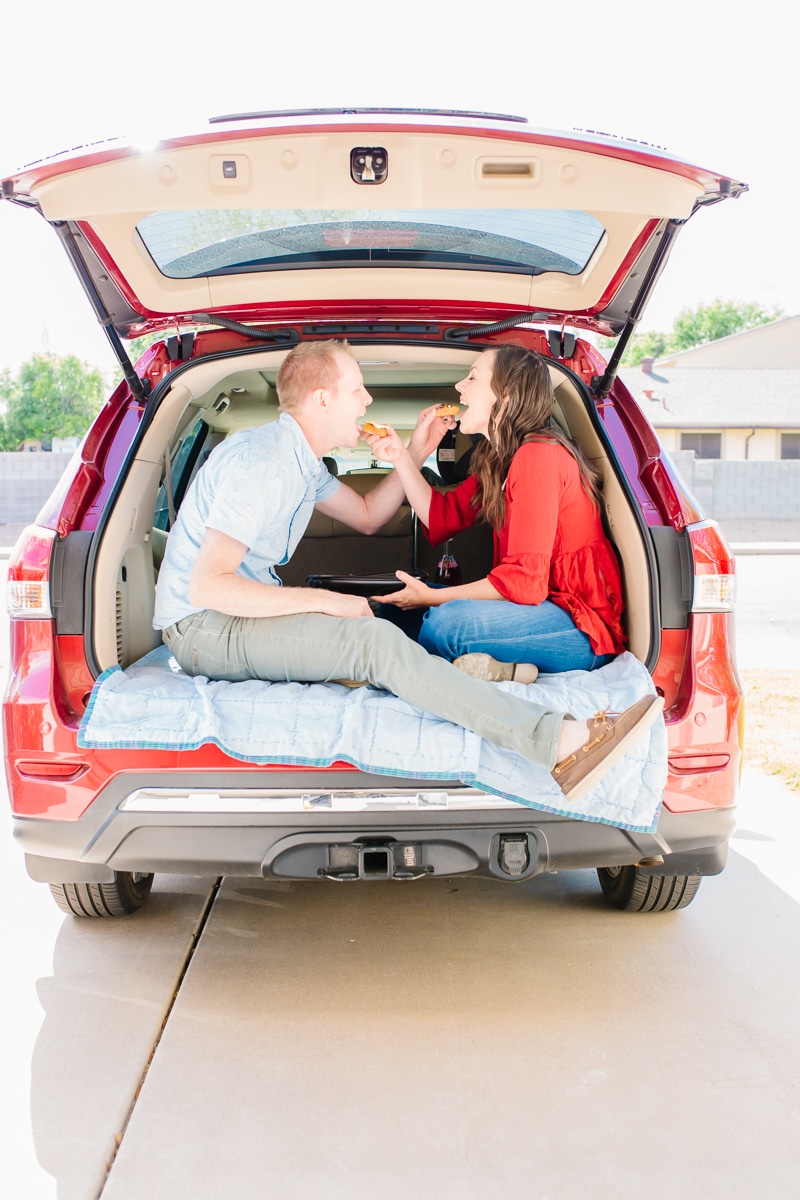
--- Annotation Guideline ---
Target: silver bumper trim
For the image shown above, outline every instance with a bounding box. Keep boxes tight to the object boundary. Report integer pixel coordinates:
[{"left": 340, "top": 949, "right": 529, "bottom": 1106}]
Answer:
[{"left": 119, "top": 786, "right": 519, "bottom": 815}]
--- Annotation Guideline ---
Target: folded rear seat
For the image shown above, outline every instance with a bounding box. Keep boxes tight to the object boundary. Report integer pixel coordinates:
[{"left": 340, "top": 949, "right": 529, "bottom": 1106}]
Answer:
[{"left": 276, "top": 470, "right": 494, "bottom": 587}]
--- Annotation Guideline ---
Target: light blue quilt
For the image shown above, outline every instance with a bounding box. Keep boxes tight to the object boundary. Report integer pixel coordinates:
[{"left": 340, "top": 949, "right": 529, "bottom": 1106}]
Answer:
[{"left": 78, "top": 646, "right": 667, "bottom": 833}]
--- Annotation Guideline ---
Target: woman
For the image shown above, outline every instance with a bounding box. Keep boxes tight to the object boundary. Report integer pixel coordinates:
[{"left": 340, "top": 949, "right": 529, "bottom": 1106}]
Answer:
[{"left": 368, "top": 344, "right": 626, "bottom": 680}]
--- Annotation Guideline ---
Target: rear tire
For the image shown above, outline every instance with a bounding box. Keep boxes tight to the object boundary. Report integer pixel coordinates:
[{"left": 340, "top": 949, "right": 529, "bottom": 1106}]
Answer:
[
  {"left": 597, "top": 866, "right": 701, "bottom": 912},
  {"left": 49, "top": 872, "right": 154, "bottom": 917}
]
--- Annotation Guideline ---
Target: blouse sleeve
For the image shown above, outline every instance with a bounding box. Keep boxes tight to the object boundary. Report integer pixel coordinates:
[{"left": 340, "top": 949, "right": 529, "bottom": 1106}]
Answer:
[
  {"left": 487, "top": 443, "right": 563, "bottom": 604},
  {"left": 422, "top": 476, "right": 480, "bottom": 545}
]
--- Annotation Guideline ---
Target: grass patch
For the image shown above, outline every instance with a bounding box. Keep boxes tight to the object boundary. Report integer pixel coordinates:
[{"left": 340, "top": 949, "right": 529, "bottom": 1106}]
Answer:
[{"left": 741, "top": 668, "right": 800, "bottom": 792}]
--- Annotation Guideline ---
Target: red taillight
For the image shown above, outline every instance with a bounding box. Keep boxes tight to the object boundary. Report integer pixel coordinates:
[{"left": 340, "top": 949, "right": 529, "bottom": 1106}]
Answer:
[
  {"left": 5, "top": 525, "right": 56, "bottom": 619},
  {"left": 687, "top": 520, "right": 735, "bottom": 613}
]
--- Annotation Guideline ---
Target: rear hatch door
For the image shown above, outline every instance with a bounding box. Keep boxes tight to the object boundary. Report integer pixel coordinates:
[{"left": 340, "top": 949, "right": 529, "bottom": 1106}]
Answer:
[{"left": 2, "top": 109, "right": 746, "bottom": 348}]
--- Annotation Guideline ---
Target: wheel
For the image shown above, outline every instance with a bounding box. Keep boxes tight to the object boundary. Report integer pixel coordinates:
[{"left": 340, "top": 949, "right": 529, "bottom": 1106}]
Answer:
[
  {"left": 49, "top": 872, "right": 154, "bottom": 917},
  {"left": 597, "top": 866, "right": 701, "bottom": 912}
]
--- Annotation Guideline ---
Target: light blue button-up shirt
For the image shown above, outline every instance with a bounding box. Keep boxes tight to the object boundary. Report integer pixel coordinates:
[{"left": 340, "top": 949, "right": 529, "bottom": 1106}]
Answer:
[{"left": 153, "top": 412, "right": 340, "bottom": 629}]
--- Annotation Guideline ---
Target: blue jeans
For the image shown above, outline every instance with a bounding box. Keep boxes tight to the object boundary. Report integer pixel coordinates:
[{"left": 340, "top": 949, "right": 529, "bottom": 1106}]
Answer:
[{"left": 416, "top": 598, "right": 614, "bottom": 673}]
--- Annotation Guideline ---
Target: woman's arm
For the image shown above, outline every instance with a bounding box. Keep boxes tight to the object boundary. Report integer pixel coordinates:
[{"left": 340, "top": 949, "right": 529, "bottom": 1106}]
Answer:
[
  {"left": 364, "top": 404, "right": 454, "bottom": 526},
  {"left": 390, "top": 447, "right": 434, "bottom": 526},
  {"left": 377, "top": 571, "right": 503, "bottom": 610}
]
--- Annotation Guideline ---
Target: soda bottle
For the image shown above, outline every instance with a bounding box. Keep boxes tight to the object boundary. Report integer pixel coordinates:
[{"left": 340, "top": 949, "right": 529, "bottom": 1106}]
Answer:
[{"left": 435, "top": 539, "right": 462, "bottom": 586}]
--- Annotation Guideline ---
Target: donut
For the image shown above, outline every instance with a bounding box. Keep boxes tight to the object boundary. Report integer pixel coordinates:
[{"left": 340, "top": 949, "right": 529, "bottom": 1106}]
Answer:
[{"left": 361, "top": 422, "right": 389, "bottom": 437}]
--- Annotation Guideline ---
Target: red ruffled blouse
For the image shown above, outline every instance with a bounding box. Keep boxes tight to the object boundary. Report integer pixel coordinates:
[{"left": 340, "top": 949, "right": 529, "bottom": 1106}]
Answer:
[{"left": 424, "top": 441, "right": 626, "bottom": 656}]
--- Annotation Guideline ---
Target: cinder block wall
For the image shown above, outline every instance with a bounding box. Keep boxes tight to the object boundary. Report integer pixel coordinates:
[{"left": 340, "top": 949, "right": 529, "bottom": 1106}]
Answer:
[
  {"left": 670, "top": 455, "right": 800, "bottom": 521},
  {"left": 0, "top": 452, "right": 75, "bottom": 523},
  {"left": 1, "top": 450, "right": 798, "bottom": 527}
]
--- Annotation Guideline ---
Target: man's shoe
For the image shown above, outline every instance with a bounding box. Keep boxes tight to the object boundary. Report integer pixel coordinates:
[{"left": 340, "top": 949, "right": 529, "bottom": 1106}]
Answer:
[
  {"left": 453, "top": 653, "right": 539, "bottom": 685},
  {"left": 552, "top": 695, "right": 664, "bottom": 802}
]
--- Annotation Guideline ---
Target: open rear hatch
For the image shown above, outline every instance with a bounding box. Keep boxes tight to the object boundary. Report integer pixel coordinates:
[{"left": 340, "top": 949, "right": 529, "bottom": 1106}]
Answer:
[{"left": 2, "top": 109, "right": 746, "bottom": 397}]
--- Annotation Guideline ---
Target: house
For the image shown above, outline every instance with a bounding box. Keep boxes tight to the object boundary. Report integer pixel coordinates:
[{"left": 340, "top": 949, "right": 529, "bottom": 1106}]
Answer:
[{"left": 618, "top": 314, "right": 800, "bottom": 461}]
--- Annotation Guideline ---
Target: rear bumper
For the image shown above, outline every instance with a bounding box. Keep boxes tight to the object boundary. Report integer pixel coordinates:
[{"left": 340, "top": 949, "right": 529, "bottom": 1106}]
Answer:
[{"left": 14, "top": 768, "right": 734, "bottom": 885}]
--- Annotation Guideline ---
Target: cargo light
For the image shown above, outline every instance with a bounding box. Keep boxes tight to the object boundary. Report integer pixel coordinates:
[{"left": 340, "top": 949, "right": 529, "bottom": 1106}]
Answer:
[
  {"left": 5, "top": 526, "right": 56, "bottom": 620},
  {"left": 687, "top": 520, "right": 735, "bottom": 613}
]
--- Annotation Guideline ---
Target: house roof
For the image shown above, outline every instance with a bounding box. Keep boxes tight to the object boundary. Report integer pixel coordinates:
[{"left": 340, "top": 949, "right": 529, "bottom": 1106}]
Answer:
[{"left": 618, "top": 367, "right": 800, "bottom": 428}]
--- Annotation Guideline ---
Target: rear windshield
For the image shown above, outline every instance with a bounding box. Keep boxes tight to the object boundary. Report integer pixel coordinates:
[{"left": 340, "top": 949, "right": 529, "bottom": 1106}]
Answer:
[{"left": 136, "top": 208, "right": 605, "bottom": 278}]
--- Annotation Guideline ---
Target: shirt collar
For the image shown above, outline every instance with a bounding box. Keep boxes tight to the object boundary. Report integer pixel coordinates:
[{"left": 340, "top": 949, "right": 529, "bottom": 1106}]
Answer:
[{"left": 276, "top": 411, "right": 326, "bottom": 480}]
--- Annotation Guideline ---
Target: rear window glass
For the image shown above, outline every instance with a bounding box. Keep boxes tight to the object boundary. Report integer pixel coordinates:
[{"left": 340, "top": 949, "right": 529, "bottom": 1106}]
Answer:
[{"left": 136, "top": 208, "right": 605, "bottom": 278}]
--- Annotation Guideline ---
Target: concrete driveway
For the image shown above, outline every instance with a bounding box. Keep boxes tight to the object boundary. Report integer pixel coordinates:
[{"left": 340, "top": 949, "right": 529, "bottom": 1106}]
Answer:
[{"left": 1, "top": 556, "right": 799, "bottom": 1199}]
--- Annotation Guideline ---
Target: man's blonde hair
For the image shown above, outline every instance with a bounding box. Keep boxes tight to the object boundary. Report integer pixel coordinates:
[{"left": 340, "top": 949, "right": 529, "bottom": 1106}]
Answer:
[{"left": 276, "top": 339, "right": 351, "bottom": 411}]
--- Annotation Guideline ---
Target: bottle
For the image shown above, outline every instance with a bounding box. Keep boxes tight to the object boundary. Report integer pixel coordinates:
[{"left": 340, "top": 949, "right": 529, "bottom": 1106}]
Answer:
[{"left": 435, "top": 539, "right": 462, "bottom": 586}]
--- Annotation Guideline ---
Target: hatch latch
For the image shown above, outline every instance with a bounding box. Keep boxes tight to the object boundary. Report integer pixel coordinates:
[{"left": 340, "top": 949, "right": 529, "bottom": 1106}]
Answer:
[
  {"left": 547, "top": 329, "right": 577, "bottom": 359},
  {"left": 166, "top": 332, "right": 195, "bottom": 362}
]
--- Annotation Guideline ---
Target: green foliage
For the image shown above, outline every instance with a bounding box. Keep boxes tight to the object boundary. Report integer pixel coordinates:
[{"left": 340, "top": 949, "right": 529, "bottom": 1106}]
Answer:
[
  {"left": 106, "top": 334, "right": 163, "bottom": 388},
  {"left": 0, "top": 353, "right": 105, "bottom": 450},
  {"left": 126, "top": 334, "right": 161, "bottom": 365},
  {"left": 671, "top": 299, "right": 783, "bottom": 349},
  {"left": 598, "top": 329, "right": 671, "bottom": 367},
  {"left": 599, "top": 299, "right": 784, "bottom": 367}
]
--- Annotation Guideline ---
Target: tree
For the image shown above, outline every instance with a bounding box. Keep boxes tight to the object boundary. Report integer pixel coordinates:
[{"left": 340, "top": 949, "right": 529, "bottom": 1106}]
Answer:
[
  {"left": 598, "top": 298, "right": 784, "bottom": 367},
  {"left": 598, "top": 329, "right": 671, "bottom": 367},
  {"left": 0, "top": 353, "right": 105, "bottom": 450},
  {"left": 126, "top": 335, "right": 160, "bottom": 364},
  {"left": 670, "top": 299, "right": 783, "bottom": 350}
]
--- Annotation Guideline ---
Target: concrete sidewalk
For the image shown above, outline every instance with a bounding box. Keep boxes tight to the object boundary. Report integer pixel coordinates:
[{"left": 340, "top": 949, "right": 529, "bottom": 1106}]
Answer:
[{"left": 2, "top": 555, "right": 800, "bottom": 1198}]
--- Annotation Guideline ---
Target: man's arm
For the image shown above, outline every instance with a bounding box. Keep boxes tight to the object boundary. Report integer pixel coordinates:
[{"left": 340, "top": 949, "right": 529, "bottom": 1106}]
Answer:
[
  {"left": 315, "top": 405, "right": 454, "bottom": 533},
  {"left": 314, "top": 466, "right": 408, "bottom": 535},
  {"left": 188, "top": 528, "right": 373, "bottom": 619}
]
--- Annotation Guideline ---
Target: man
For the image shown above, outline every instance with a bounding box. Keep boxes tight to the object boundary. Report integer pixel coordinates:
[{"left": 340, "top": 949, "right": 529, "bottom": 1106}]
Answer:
[{"left": 154, "top": 341, "right": 661, "bottom": 800}]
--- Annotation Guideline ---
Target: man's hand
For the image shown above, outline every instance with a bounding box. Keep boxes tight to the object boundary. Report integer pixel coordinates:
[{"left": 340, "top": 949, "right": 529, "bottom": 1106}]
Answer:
[
  {"left": 360, "top": 405, "right": 457, "bottom": 468},
  {"left": 311, "top": 589, "right": 375, "bottom": 619},
  {"left": 360, "top": 422, "right": 405, "bottom": 463}
]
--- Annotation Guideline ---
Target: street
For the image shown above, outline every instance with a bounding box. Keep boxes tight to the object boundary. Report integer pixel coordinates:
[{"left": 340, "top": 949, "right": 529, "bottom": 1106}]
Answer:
[{"left": 1, "top": 556, "right": 799, "bottom": 1199}]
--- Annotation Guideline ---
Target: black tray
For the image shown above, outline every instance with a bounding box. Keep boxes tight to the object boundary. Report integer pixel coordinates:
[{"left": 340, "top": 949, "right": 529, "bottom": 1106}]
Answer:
[{"left": 306, "top": 570, "right": 428, "bottom": 597}]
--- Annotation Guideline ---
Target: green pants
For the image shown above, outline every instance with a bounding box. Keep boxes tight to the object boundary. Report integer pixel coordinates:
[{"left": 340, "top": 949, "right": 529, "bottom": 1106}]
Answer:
[{"left": 163, "top": 608, "right": 566, "bottom": 769}]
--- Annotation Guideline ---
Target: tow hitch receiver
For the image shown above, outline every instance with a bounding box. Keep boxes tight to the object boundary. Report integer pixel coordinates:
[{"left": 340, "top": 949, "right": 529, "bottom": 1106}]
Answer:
[{"left": 318, "top": 842, "right": 433, "bottom": 882}]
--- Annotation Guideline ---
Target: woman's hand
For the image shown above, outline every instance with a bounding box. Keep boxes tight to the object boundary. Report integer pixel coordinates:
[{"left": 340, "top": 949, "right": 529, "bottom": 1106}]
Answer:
[
  {"left": 373, "top": 570, "right": 443, "bottom": 610},
  {"left": 408, "top": 405, "right": 458, "bottom": 464}
]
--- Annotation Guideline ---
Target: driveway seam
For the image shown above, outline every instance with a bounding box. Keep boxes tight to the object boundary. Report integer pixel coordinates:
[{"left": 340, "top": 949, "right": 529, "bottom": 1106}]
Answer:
[{"left": 94, "top": 876, "right": 224, "bottom": 1198}]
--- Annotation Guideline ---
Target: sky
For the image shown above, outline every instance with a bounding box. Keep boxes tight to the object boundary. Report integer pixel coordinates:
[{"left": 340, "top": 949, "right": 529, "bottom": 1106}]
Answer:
[{"left": 1, "top": 0, "right": 797, "bottom": 379}]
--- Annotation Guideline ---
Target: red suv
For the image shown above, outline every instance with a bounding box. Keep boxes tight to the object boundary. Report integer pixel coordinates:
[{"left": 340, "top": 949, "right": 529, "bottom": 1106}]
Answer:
[{"left": 2, "top": 110, "right": 744, "bottom": 917}]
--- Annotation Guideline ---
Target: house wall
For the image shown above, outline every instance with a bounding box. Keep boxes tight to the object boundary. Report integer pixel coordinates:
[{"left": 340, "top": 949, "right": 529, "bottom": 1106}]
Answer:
[
  {"left": 0, "top": 452, "right": 75, "bottom": 524},
  {"left": 655, "top": 426, "right": 784, "bottom": 460}
]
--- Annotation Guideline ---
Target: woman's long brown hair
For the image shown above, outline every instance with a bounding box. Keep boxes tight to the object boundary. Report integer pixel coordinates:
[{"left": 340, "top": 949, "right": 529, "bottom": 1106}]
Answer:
[{"left": 469, "top": 345, "right": 603, "bottom": 530}]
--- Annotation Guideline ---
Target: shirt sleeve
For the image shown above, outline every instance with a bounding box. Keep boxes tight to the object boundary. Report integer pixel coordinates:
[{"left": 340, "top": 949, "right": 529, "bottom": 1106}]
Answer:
[
  {"left": 423, "top": 476, "right": 481, "bottom": 544},
  {"left": 314, "top": 463, "right": 341, "bottom": 503},
  {"left": 487, "top": 443, "right": 563, "bottom": 603}
]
